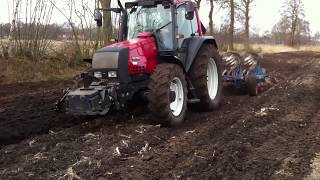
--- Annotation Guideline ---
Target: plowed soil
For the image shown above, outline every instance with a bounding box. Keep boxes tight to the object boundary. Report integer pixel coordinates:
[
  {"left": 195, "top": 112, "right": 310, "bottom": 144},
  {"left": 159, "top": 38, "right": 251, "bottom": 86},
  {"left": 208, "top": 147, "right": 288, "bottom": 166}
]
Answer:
[{"left": 0, "top": 52, "right": 319, "bottom": 180}]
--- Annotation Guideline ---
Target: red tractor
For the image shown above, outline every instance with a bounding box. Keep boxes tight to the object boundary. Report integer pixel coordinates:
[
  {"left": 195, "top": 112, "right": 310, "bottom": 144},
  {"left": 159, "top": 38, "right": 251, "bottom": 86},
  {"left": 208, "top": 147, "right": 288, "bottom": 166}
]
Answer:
[{"left": 57, "top": 0, "right": 223, "bottom": 126}]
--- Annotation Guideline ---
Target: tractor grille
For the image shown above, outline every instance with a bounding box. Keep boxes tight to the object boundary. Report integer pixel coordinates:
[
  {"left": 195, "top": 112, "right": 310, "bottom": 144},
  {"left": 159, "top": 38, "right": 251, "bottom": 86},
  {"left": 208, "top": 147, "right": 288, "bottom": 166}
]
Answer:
[
  {"left": 65, "top": 88, "right": 101, "bottom": 114},
  {"left": 129, "top": 66, "right": 145, "bottom": 74},
  {"left": 67, "top": 96, "right": 92, "bottom": 112},
  {"left": 92, "top": 52, "right": 119, "bottom": 69}
]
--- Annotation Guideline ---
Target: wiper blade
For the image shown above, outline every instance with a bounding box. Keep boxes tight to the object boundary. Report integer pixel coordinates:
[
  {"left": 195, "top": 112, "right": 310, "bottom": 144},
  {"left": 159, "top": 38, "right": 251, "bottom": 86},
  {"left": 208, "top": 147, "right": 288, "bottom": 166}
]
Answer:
[
  {"left": 130, "top": 7, "right": 137, "bottom": 14},
  {"left": 156, "top": 21, "right": 172, "bottom": 32}
]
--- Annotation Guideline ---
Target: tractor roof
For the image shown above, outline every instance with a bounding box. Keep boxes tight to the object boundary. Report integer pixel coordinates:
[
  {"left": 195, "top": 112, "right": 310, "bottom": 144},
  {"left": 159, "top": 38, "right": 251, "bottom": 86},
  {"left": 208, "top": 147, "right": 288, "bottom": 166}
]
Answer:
[
  {"left": 173, "top": 0, "right": 195, "bottom": 4},
  {"left": 124, "top": 0, "right": 196, "bottom": 7}
]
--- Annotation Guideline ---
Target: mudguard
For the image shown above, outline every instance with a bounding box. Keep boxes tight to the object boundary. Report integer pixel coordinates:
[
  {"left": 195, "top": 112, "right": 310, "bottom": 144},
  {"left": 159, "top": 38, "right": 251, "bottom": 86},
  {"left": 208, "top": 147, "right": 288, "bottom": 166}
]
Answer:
[{"left": 180, "top": 36, "right": 218, "bottom": 72}]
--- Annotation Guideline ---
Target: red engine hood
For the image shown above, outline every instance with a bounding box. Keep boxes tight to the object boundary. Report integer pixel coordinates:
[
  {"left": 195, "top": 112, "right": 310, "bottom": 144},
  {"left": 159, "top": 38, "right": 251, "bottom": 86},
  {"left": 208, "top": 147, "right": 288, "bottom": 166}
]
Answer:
[
  {"left": 107, "top": 39, "right": 148, "bottom": 49},
  {"left": 107, "top": 34, "right": 155, "bottom": 50},
  {"left": 102, "top": 33, "right": 158, "bottom": 74}
]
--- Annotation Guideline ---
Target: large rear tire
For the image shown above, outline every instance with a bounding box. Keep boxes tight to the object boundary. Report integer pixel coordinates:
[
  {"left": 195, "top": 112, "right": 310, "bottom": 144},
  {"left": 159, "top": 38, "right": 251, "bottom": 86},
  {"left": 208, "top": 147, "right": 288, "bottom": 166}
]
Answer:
[
  {"left": 189, "top": 44, "right": 223, "bottom": 111},
  {"left": 148, "top": 64, "right": 188, "bottom": 126}
]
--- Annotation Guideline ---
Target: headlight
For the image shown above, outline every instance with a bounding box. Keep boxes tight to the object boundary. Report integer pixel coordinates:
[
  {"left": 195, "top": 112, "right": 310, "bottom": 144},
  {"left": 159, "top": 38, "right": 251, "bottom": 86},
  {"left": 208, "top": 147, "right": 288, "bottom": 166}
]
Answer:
[
  {"left": 108, "top": 71, "right": 117, "bottom": 78},
  {"left": 94, "top": 71, "right": 102, "bottom": 79}
]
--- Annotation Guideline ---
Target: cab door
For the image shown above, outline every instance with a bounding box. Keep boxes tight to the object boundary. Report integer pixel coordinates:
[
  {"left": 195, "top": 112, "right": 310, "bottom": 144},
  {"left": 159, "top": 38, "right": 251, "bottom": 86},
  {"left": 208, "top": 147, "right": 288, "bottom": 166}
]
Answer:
[
  {"left": 176, "top": 4, "right": 200, "bottom": 47},
  {"left": 176, "top": 4, "right": 200, "bottom": 67}
]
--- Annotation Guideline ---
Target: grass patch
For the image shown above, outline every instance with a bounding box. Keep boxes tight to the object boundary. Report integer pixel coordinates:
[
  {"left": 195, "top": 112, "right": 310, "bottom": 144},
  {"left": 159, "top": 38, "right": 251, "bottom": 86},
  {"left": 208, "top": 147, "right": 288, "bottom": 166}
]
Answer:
[
  {"left": 0, "top": 57, "right": 87, "bottom": 84},
  {"left": 0, "top": 39, "right": 93, "bottom": 84}
]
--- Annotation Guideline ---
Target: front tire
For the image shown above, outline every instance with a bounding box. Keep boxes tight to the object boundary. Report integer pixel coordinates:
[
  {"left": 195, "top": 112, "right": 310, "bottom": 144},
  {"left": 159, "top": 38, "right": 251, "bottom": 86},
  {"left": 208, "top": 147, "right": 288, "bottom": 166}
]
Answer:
[
  {"left": 148, "top": 64, "right": 188, "bottom": 126},
  {"left": 189, "top": 44, "right": 223, "bottom": 111}
]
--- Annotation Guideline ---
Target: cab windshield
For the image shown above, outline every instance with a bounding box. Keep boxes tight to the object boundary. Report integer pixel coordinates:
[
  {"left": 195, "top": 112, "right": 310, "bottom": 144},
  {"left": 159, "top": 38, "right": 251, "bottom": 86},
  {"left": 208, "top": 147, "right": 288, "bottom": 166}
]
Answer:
[{"left": 127, "top": 4, "right": 173, "bottom": 50}]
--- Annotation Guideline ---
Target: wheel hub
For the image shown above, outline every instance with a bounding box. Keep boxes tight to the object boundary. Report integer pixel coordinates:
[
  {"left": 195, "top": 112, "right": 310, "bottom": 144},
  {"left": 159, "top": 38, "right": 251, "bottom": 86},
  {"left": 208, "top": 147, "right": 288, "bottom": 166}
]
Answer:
[
  {"left": 169, "top": 90, "right": 176, "bottom": 103},
  {"left": 170, "top": 77, "right": 184, "bottom": 117}
]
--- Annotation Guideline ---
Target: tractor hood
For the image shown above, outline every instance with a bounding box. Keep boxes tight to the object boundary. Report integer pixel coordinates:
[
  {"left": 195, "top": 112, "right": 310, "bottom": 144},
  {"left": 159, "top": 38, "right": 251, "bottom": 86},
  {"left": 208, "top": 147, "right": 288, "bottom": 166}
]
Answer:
[
  {"left": 93, "top": 32, "right": 158, "bottom": 76},
  {"left": 106, "top": 32, "right": 156, "bottom": 50}
]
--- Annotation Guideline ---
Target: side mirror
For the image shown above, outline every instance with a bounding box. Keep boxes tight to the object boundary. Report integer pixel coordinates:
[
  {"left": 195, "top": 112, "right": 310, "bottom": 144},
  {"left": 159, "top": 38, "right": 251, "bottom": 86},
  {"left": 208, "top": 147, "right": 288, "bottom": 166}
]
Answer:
[
  {"left": 185, "top": 2, "right": 195, "bottom": 20},
  {"left": 94, "top": 10, "right": 103, "bottom": 27}
]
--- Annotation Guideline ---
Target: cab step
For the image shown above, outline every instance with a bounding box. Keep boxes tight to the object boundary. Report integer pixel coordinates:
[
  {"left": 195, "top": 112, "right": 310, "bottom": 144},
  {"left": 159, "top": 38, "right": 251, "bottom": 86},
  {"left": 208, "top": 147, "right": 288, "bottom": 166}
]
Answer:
[{"left": 188, "top": 98, "right": 200, "bottom": 104}]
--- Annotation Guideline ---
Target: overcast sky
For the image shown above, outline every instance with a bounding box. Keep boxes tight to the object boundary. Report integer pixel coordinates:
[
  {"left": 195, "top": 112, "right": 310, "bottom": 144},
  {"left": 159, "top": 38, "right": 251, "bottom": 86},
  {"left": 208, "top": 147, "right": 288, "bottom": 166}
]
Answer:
[{"left": 0, "top": 0, "right": 319, "bottom": 35}]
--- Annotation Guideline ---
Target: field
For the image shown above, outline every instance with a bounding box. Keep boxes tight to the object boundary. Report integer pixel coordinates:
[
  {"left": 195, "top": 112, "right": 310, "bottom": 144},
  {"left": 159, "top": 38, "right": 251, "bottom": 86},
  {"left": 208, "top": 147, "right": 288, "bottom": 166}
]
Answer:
[
  {"left": 0, "top": 51, "right": 319, "bottom": 179},
  {"left": 235, "top": 44, "right": 320, "bottom": 53},
  {"left": 0, "top": 58, "right": 84, "bottom": 83},
  {"left": 1, "top": 43, "right": 320, "bottom": 84},
  {"left": 0, "top": 39, "right": 93, "bottom": 84}
]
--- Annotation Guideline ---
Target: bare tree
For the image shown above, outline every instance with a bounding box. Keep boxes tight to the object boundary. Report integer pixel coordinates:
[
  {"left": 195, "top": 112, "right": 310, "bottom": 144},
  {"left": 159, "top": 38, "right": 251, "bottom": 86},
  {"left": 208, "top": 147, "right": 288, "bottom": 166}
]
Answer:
[
  {"left": 216, "top": 0, "right": 236, "bottom": 50},
  {"left": 229, "top": 0, "right": 235, "bottom": 50},
  {"left": 314, "top": 32, "right": 320, "bottom": 42},
  {"left": 48, "top": 0, "right": 102, "bottom": 66},
  {"left": 295, "top": 19, "right": 311, "bottom": 44},
  {"left": 50, "top": 0, "right": 82, "bottom": 56},
  {"left": 239, "top": 0, "right": 254, "bottom": 50},
  {"left": 99, "top": 0, "right": 112, "bottom": 44},
  {"left": 272, "top": 15, "right": 310, "bottom": 45},
  {"left": 6, "top": 0, "right": 55, "bottom": 61},
  {"left": 195, "top": 0, "right": 202, "bottom": 8},
  {"left": 281, "top": 0, "right": 305, "bottom": 46},
  {"left": 7, "top": 0, "right": 21, "bottom": 58},
  {"left": 208, "top": 0, "right": 215, "bottom": 35}
]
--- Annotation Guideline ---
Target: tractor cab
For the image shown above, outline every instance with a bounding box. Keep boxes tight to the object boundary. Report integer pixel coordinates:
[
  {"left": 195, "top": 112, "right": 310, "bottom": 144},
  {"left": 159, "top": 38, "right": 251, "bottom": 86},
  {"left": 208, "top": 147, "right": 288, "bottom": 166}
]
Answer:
[
  {"left": 126, "top": 1, "right": 174, "bottom": 51},
  {"left": 95, "top": 0, "right": 203, "bottom": 55}
]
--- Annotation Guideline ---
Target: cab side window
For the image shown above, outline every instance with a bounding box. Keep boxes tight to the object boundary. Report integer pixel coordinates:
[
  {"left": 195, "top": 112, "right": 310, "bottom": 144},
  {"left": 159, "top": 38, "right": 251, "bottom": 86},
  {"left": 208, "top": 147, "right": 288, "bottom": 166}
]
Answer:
[
  {"left": 176, "top": 5, "right": 199, "bottom": 37},
  {"left": 177, "top": 6, "right": 192, "bottom": 37}
]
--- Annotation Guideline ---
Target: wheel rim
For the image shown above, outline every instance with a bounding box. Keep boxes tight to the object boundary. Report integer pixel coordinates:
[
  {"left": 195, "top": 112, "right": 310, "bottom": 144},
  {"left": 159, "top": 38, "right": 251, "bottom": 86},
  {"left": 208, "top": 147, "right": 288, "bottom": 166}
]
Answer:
[
  {"left": 207, "top": 58, "right": 219, "bottom": 100},
  {"left": 170, "top": 77, "right": 184, "bottom": 117}
]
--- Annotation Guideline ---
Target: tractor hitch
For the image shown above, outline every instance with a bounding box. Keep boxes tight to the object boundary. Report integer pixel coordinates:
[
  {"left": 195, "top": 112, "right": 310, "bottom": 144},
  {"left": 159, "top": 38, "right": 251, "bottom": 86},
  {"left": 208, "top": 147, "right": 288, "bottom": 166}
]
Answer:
[
  {"left": 55, "top": 88, "right": 71, "bottom": 112},
  {"left": 56, "top": 73, "right": 118, "bottom": 115},
  {"left": 62, "top": 86, "right": 112, "bottom": 115}
]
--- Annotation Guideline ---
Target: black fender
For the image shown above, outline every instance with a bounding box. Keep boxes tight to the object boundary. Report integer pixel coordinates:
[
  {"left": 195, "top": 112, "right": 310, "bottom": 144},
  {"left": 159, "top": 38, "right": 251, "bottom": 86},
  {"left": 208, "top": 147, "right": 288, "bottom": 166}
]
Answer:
[{"left": 181, "top": 36, "right": 218, "bottom": 72}]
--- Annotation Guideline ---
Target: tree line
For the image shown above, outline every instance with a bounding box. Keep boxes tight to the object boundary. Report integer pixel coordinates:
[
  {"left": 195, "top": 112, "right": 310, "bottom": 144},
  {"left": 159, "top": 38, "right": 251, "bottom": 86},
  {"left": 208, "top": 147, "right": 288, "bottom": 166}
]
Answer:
[
  {"left": 89, "top": 0, "right": 320, "bottom": 51},
  {"left": 195, "top": 0, "right": 317, "bottom": 50},
  {"left": 1, "top": 0, "right": 319, "bottom": 61},
  {"left": 1, "top": 0, "right": 99, "bottom": 61}
]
